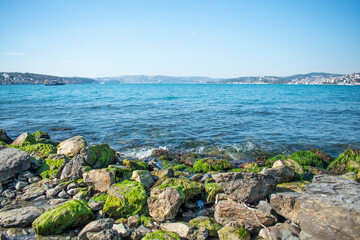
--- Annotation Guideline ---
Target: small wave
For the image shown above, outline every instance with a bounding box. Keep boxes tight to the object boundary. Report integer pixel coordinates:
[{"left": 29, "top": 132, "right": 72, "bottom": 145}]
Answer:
[{"left": 121, "top": 145, "right": 168, "bottom": 159}]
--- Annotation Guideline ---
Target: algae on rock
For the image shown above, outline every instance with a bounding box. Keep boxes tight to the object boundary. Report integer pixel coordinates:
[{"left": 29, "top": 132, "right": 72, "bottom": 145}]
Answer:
[
  {"left": 86, "top": 143, "right": 117, "bottom": 168},
  {"left": 328, "top": 149, "right": 360, "bottom": 175},
  {"left": 189, "top": 216, "right": 222, "bottom": 237},
  {"left": 192, "top": 159, "right": 233, "bottom": 173},
  {"left": 143, "top": 230, "right": 180, "bottom": 240}
]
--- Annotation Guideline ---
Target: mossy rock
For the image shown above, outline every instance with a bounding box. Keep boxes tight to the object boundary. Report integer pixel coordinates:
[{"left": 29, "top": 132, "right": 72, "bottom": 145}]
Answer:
[
  {"left": 151, "top": 177, "right": 203, "bottom": 200},
  {"left": 192, "top": 159, "right": 233, "bottom": 173},
  {"left": 143, "top": 230, "right": 180, "bottom": 240},
  {"left": 13, "top": 132, "right": 37, "bottom": 146},
  {"left": 204, "top": 182, "right": 223, "bottom": 203},
  {"left": 276, "top": 181, "right": 311, "bottom": 193},
  {"left": 89, "top": 193, "right": 108, "bottom": 202},
  {"left": 37, "top": 154, "right": 69, "bottom": 179},
  {"left": 20, "top": 143, "right": 56, "bottom": 158},
  {"left": 189, "top": 216, "right": 222, "bottom": 237},
  {"left": 87, "top": 143, "right": 117, "bottom": 168},
  {"left": 229, "top": 162, "right": 264, "bottom": 173},
  {"left": 103, "top": 180, "right": 148, "bottom": 218},
  {"left": 328, "top": 149, "right": 360, "bottom": 175},
  {"left": 265, "top": 150, "right": 324, "bottom": 168},
  {"left": 161, "top": 160, "right": 187, "bottom": 171},
  {"left": 0, "top": 141, "right": 6, "bottom": 146},
  {"left": 33, "top": 130, "right": 50, "bottom": 140},
  {"left": 218, "top": 224, "right": 250, "bottom": 240},
  {"left": 122, "top": 159, "right": 148, "bottom": 171},
  {"left": 310, "top": 149, "right": 334, "bottom": 167},
  {"left": 107, "top": 165, "right": 131, "bottom": 181},
  {"left": 137, "top": 215, "right": 153, "bottom": 227},
  {"left": 32, "top": 199, "right": 93, "bottom": 235}
]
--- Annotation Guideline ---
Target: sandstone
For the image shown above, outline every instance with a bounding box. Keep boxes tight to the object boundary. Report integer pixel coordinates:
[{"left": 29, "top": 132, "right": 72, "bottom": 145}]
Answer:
[
  {"left": 83, "top": 169, "right": 115, "bottom": 192},
  {"left": 57, "top": 135, "right": 87, "bottom": 158}
]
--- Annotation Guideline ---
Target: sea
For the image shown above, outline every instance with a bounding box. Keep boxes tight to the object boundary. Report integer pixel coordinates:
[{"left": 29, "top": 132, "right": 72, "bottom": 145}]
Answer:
[{"left": 1, "top": 84, "right": 359, "bottom": 160}]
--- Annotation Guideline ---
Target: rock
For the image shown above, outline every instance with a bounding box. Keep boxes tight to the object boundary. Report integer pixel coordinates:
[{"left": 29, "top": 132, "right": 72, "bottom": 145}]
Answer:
[
  {"left": 78, "top": 218, "right": 114, "bottom": 240},
  {"left": 89, "top": 201, "right": 105, "bottom": 211},
  {"left": 32, "top": 199, "right": 94, "bottom": 235},
  {"left": 83, "top": 169, "right": 115, "bottom": 192},
  {"left": 28, "top": 176, "right": 41, "bottom": 184},
  {"left": 214, "top": 200, "right": 277, "bottom": 231},
  {"left": 213, "top": 172, "right": 277, "bottom": 204},
  {"left": 0, "top": 148, "right": 31, "bottom": 182},
  {"left": 58, "top": 190, "right": 70, "bottom": 199},
  {"left": 12, "top": 132, "right": 36, "bottom": 146},
  {"left": 0, "top": 129, "right": 12, "bottom": 144},
  {"left": 137, "top": 225, "right": 151, "bottom": 237},
  {"left": 39, "top": 154, "right": 69, "bottom": 179},
  {"left": 67, "top": 181, "right": 80, "bottom": 190},
  {"left": 204, "top": 182, "right": 223, "bottom": 204},
  {"left": 57, "top": 136, "right": 87, "bottom": 158},
  {"left": 97, "top": 210, "right": 106, "bottom": 220},
  {"left": 160, "top": 222, "right": 194, "bottom": 238},
  {"left": 86, "top": 229, "right": 121, "bottom": 240},
  {"left": 0, "top": 206, "right": 44, "bottom": 228},
  {"left": 21, "top": 186, "right": 45, "bottom": 201},
  {"left": 270, "top": 192, "right": 301, "bottom": 224},
  {"left": 60, "top": 149, "right": 87, "bottom": 180},
  {"left": 261, "top": 163, "right": 299, "bottom": 183},
  {"left": 148, "top": 187, "right": 184, "bottom": 222},
  {"left": 189, "top": 216, "right": 222, "bottom": 237},
  {"left": 67, "top": 188, "right": 81, "bottom": 196},
  {"left": 15, "top": 181, "right": 28, "bottom": 191},
  {"left": 131, "top": 170, "right": 155, "bottom": 189},
  {"left": 86, "top": 143, "right": 117, "bottom": 169},
  {"left": 258, "top": 223, "right": 300, "bottom": 240},
  {"left": 127, "top": 214, "right": 139, "bottom": 228},
  {"left": 103, "top": 180, "right": 148, "bottom": 218},
  {"left": 217, "top": 223, "right": 250, "bottom": 240},
  {"left": 152, "top": 169, "right": 174, "bottom": 179},
  {"left": 130, "top": 230, "right": 142, "bottom": 240},
  {"left": 328, "top": 149, "right": 360, "bottom": 175},
  {"left": 33, "top": 130, "right": 51, "bottom": 140},
  {"left": 142, "top": 230, "right": 180, "bottom": 240},
  {"left": 112, "top": 223, "right": 129, "bottom": 237}
]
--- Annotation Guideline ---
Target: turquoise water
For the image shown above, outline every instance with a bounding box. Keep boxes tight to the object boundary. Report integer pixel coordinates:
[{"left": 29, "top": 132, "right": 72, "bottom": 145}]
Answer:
[{"left": 0, "top": 84, "right": 359, "bottom": 159}]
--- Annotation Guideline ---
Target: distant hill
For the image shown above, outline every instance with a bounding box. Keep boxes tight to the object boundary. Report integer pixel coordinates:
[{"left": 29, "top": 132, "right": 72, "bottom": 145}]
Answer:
[{"left": 96, "top": 75, "right": 219, "bottom": 84}]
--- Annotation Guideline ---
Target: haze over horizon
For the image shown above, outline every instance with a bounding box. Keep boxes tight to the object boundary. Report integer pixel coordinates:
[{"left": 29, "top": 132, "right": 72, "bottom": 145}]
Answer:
[{"left": 1, "top": 0, "right": 359, "bottom": 78}]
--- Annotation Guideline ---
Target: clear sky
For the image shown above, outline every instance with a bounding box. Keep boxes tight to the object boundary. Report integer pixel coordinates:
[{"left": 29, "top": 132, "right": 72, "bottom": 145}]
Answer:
[{"left": 0, "top": 0, "right": 359, "bottom": 78}]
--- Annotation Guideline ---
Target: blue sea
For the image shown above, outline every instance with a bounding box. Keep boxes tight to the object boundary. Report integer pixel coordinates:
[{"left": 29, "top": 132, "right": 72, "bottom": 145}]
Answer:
[{"left": 1, "top": 84, "right": 359, "bottom": 159}]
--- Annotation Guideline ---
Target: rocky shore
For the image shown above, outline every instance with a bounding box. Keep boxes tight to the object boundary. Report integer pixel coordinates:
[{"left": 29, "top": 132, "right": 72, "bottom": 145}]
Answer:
[{"left": 0, "top": 129, "right": 360, "bottom": 240}]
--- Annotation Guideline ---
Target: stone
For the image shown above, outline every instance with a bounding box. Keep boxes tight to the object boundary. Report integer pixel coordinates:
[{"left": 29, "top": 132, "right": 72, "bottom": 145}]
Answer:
[
  {"left": 86, "top": 143, "right": 117, "bottom": 169},
  {"left": 127, "top": 215, "right": 140, "bottom": 228},
  {"left": 261, "top": 164, "right": 299, "bottom": 183},
  {"left": 67, "top": 181, "right": 80, "bottom": 190},
  {"left": 21, "top": 186, "right": 45, "bottom": 201},
  {"left": 32, "top": 199, "right": 94, "bottom": 235},
  {"left": 0, "top": 148, "right": 31, "bottom": 182},
  {"left": 28, "top": 176, "right": 41, "bottom": 184},
  {"left": 189, "top": 216, "right": 223, "bottom": 237},
  {"left": 0, "top": 129, "right": 12, "bottom": 144},
  {"left": 152, "top": 169, "right": 174, "bottom": 179},
  {"left": 160, "top": 222, "right": 194, "bottom": 238},
  {"left": 67, "top": 188, "right": 81, "bottom": 196},
  {"left": 258, "top": 223, "right": 300, "bottom": 240},
  {"left": 214, "top": 200, "right": 277, "bottom": 231},
  {"left": 78, "top": 218, "right": 114, "bottom": 240},
  {"left": 112, "top": 223, "right": 129, "bottom": 237},
  {"left": 60, "top": 149, "right": 88, "bottom": 180},
  {"left": 86, "top": 229, "right": 121, "bottom": 240},
  {"left": 15, "top": 181, "right": 28, "bottom": 191},
  {"left": 213, "top": 172, "right": 277, "bottom": 204},
  {"left": 142, "top": 230, "right": 180, "bottom": 240},
  {"left": 83, "top": 169, "right": 115, "bottom": 192},
  {"left": 39, "top": 154, "right": 69, "bottom": 179},
  {"left": 58, "top": 190, "right": 70, "bottom": 199},
  {"left": 137, "top": 225, "right": 151, "bottom": 237},
  {"left": 270, "top": 192, "right": 301, "bottom": 224},
  {"left": 12, "top": 132, "right": 36, "bottom": 146},
  {"left": 131, "top": 170, "right": 155, "bottom": 189},
  {"left": 89, "top": 201, "right": 105, "bottom": 211},
  {"left": 217, "top": 223, "right": 250, "bottom": 240},
  {"left": 57, "top": 136, "right": 87, "bottom": 158},
  {"left": 0, "top": 206, "right": 44, "bottom": 228},
  {"left": 148, "top": 187, "right": 184, "bottom": 222}
]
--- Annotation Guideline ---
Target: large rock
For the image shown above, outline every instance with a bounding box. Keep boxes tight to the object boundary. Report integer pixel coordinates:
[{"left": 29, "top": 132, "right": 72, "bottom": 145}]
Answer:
[
  {"left": 21, "top": 185, "right": 45, "bottom": 201},
  {"left": 103, "top": 180, "right": 148, "bottom": 218},
  {"left": 0, "top": 206, "right": 44, "bottom": 228},
  {"left": 12, "top": 132, "right": 36, "bottom": 146},
  {"left": 131, "top": 170, "right": 155, "bottom": 189},
  {"left": 32, "top": 199, "right": 94, "bottom": 235},
  {"left": 0, "top": 147, "right": 31, "bottom": 182},
  {"left": 217, "top": 223, "right": 250, "bottom": 240},
  {"left": 258, "top": 222, "right": 300, "bottom": 240},
  {"left": 78, "top": 218, "right": 114, "bottom": 240},
  {"left": 189, "top": 216, "right": 222, "bottom": 237},
  {"left": 160, "top": 222, "right": 194, "bottom": 239},
  {"left": 60, "top": 148, "right": 87, "bottom": 180},
  {"left": 38, "top": 154, "right": 69, "bottom": 179},
  {"left": 148, "top": 187, "right": 184, "bottom": 222},
  {"left": 0, "top": 129, "right": 12, "bottom": 144},
  {"left": 83, "top": 169, "right": 115, "bottom": 192},
  {"left": 57, "top": 136, "right": 87, "bottom": 158},
  {"left": 213, "top": 172, "right": 277, "bottom": 204},
  {"left": 261, "top": 160, "right": 299, "bottom": 183},
  {"left": 86, "top": 143, "right": 117, "bottom": 169},
  {"left": 214, "top": 200, "right": 277, "bottom": 231},
  {"left": 270, "top": 192, "right": 301, "bottom": 224}
]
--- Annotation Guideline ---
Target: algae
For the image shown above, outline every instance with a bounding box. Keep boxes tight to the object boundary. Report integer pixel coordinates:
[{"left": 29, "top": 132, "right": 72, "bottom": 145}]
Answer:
[
  {"left": 204, "top": 182, "right": 223, "bottom": 203},
  {"left": 153, "top": 177, "right": 203, "bottom": 200},
  {"left": 328, "top": 149, "right": 360, "bottom": 175},
  {"left": 143, "top": 230, "right": 180, "bottom": 240},
  {"left": 122, "top": 159, "right": 148, "bottom": 171},
  {"left": 192, "top": 159, "right": 233, "bottom": 173},
  {"left": 87, "top": 143, "right": 116, "bottom": 168},
  {"left": 189, "top": 216, "right": 222, "bottom": 237}
]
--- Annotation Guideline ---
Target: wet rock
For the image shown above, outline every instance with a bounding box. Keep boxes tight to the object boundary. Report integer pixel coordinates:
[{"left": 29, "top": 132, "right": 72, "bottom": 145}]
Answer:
[
  {"left": 67, "top": 188, "right": 81, "bottom": 196},
  {"left": 127, "top": 215, "right": 139, "bottom": 228},
  {"left": 78, "top": 218, "right": 114, "bottom": 240},
  {"left": 148, "top": 187, "right": 184, "bottom": 222},
  {"left": 86, "top": 229, "right": 121, "bottom": 240},
  {"left": 217, "top": 223, "right": 250, "bottom": 240},
  {"left": 137, "top": 225, "right": 151, "bottom": 237},
  {"left": 258, "top": 222, "right": 300, "bottom": 240},
  {"left": 28, "top": 176, "right": 41, "bottom": 184},
  {"left": 57, "top": 136, "right": 87, "bottom": 158},
  {"left": 58, "top": 190, "right": 71, "bottom": 199},
  {"left": 213, "top": 172, "right": 277, "bottom": 204},
  {"left": 12, "top": 132, "right": 36, "bottom": 146},
  {"left": 2, "top": 190, "right": 16, "bottom": 199},
  {"left": 83, "top": 169, "right": 115, "bottom": 192},
  {"left": 0, "top": 148, "right": 31, "bottom": 182},
  {"left": 86, "top": 143, "right": 117, "bottom": 169},
  {"left": 60, "top": 149, "right": 87, "bottom": 180},
  {"left": 0, "top": 206, "right": 44, "bottom": 227},
  {"left": 261, "top": 161, "right": 299, "bottom": 183},
  {"left": 0, "top": 129, "right": 12, "bottom": 144},
  {"left": 39, "top": 154, "right": 69, "bottom": 179},
  {"left": 214, "top": 200, "right": 277, "bottom": 231},
  {"left": 131, "top": 170, "right": 155, "bottom": 189},
  {"left": 67, "top": 182, "right": 80, "bottom": 190}
]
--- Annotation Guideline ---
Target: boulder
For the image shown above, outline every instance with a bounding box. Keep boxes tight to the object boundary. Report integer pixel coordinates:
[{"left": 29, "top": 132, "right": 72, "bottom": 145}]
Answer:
[
  {"left": 57, "top": 136, "right": 87, "bottom": 158},
  {"left": 0, "top": 129, "right": 12, "bottom": 144},
  {"left": 12, "top": 132, "right": 36, "bottom": 146},
  {"left": 21, "top": 185, "right": 45, "bottom": 201},
  {"left": 270, "top": 192, "right": 301, "bottom": 224},
  {"left": 148, "top": 187, "right": 184, "bottom": 222},
  {"left": 60, "top": 148, "right": 87, "bottom": 180},
  {"left": 32, "top": 199, "right": 94, "bottom": 235},
  {"left": 33, "top": 130, "right": 50, "bottom": 140},
  {"left": 258, "top": 222, "right": 300, "bottom": 240},
  {"left": 86, "top": 143, "right": 117, "bottom": 169},
  {"left": 78, "top": 218, "right": 114, "bottom": 240},
  {"left": 213, "top": 172, "right": 277, "bottom": 204},
  {"left": 112, "top": 223, "right": 129, "bottom": 237},
  {"left": 214, "top": 200, "right": 277, "bottom": 231},
  {"left": 131, "top": 170, "right": 155, "bottom": 189},
  {"left": 217, "top": 223, "right": 250, "bottom": 240},
  {"left": 83, "top": 169, "right": 115, "bottom": 192},
  {"left": 0, "top": 206, "right": 44, "bottom": 228},
  {"left": 86, "top": 229, "right": 121, "bottom": 240},
  {"left": 103, "top": 180, "right": 148, "bottom": 218},
  {"left": 261, "top": 161, "right": 299, "bottom": 183},
  {"left": 189, "top": 216, "right": 222, "bottom": 237},
  {"left": 160, "top": 222, "right": 194, "bottom": 238},
  {"left": 38, "top": 154, "right": 69, "bottom": 179},
  {"left": 0, "top": 148, "right": 31, "bottom": 182}
]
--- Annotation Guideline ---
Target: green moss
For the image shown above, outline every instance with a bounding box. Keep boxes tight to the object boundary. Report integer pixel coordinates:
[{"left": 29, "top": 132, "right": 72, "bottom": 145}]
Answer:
[
  {"left": 87, "top": 143, "right": 116, "bottom": 168},
  {"left": 204, "top": 183, "right": 223, "bottom": 203},
  {"left": 137, "top": 215, "right": 153, "bottom": 227},
  {"left": 143, "top": 230, "right": 180, "bottom": 240},
  {"left": 38, "top": 154, "right": 68, "bottom": 179},
  {"left": 103, "top": 180, "right": 148, "bottom": 218},
  {"left": 107, "top": 165, "right": 132, "bottom": 181},
  {"left": 153, "top": 177, "right": 203, "bottom": 200},
  {"left": 20, "top": 143, "right": 56, "bottom": 158},
  {"left": 229, "top": 166, "right": 264, "bottom": 173},
  {"left": 32, "top": 199, "right": 93, "bottom": 235},
  {"left": 189, "top": 216, "right": 222, "bottom": 237},
  {"left": 265, "top": 154, "right": 288, "bottom": 167},
  {"left": 265, "top": 151, "right": 324, "bottom": 168},
  {"left": 88, "top": 193, "right": 108, "bottom": 202},
  {"left": 0, "top": 141, "right": 6, "bottom": 146},
  {"left": 234, "top": 226, "right": 249, "bottom": 239},
  {"left": 328, "top": 149, "right": 360, "bottom": 175},
  {"left": 122, "top": 159, "right": 148, "bottom": 171},
  {"left": 161, "top": 161, "right": 187, "bottom": 171},
  {"left": 218, "top": 225, "right": 249, "bottom": 240},
  {"left": 33, "top": 130, "right": 50, "bottom": 140},
  {"left": 192, "top": 159, "right": 233, "bottom": 173}
]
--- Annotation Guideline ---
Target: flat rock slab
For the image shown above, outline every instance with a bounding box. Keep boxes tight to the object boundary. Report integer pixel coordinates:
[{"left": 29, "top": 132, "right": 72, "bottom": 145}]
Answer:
[
  {"left": 0, "top": 148, "right": 31, "bottom": 182},
  {"left": 0, "top": 206, "right": 44, "bottom": 227}
]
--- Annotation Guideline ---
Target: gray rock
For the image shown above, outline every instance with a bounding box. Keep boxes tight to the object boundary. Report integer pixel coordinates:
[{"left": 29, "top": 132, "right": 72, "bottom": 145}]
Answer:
[
  {"left": 0, "top": 129, "right": 12, "bottom": 144},
  {"left": 57, "top": 136, "right": 87, "bottom": 158},
  {"left": 96, "top": 210, "right": 106, "bottom": 220},
  {"left": 48, "top": 198, "right": 67, "bottom": 205},
  {"left": 131, "top": 170, "right": 155, "bottom": 189},
  {"left": 89, "top": 201, "right": 105, "bottom": 212},
  {"left": 60, "top": 150, "right": 87, "bottom": 180},
  {"left": 261, "top": 165, "right": 298, "bottom": 183},
  {"left": 15, "top": 181, "right": 28, "bottom": 191},
  {"left": 160, "top": 222, "right": 194, "bottom": 238},
  {"left": 258, "top": 223, "right": 300, "bottom": 240},
  {"left": 86, "top": 229, "right": 121, "bottom": 240},
  {"left": 270, "top": 192, "right": 301, "bottom": 224},
  {"left": 67, "top": 182, "right": 80, "bottom": 190},
  {"left": 2, "top": 190, "right": 16, "bottom": 199},
  {"left": 0, "top": 148, "right": 31, "bottom": 183},
  {"left": 214, "top": 200, "right": 277, "bottom": 231},
  {"left": 78, "top": 218, "right": 114, "bottom": 240},
  {"left": 11, "top": 132, "right": 34, "bottom": 146},
  {"left": 213, "top": 172, "right": 277, "bottom": 204},
  {"left": 83, "top": 169, "right": 115, "bottom": 192},
  {"left": 148, "top": 187, "right": 185, "bottom": 222},
  {"left": 127, "top": 215, "right": 139, "bottom": 228},
  {"left": 21, "top": 186, "right": 45, "bottom": 201},
  {"left": 67, "top": 188, "right": 81, "bottom": 196},
  {"left": 58, "top": 190, "right": 70, "bottom": 199},
  {"left": 0, "top": 206, "right": 44, "bottom": 227},
  {"left": 18, "top": 171, "right": 35, "bottom": 180},
  {"left": 112, "top": 223, "right": 129, "bottom": 237},
  {"left": 28, "top": 176, "right": 41, "bottom": 184},
  {"left": 137, "top": 225, "right": 151, "bottom": 237}
]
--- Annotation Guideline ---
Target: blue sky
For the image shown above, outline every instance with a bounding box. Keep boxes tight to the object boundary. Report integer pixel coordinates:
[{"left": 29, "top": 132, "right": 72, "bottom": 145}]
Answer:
[{"left": 0, "top": 0, "right": 359, "bottom": 78}]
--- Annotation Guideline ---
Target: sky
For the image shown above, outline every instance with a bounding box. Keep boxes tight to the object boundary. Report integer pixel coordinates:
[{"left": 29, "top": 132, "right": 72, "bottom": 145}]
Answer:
[{"left": 0, "top": 0, "right": 359, "bottom": 78}]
